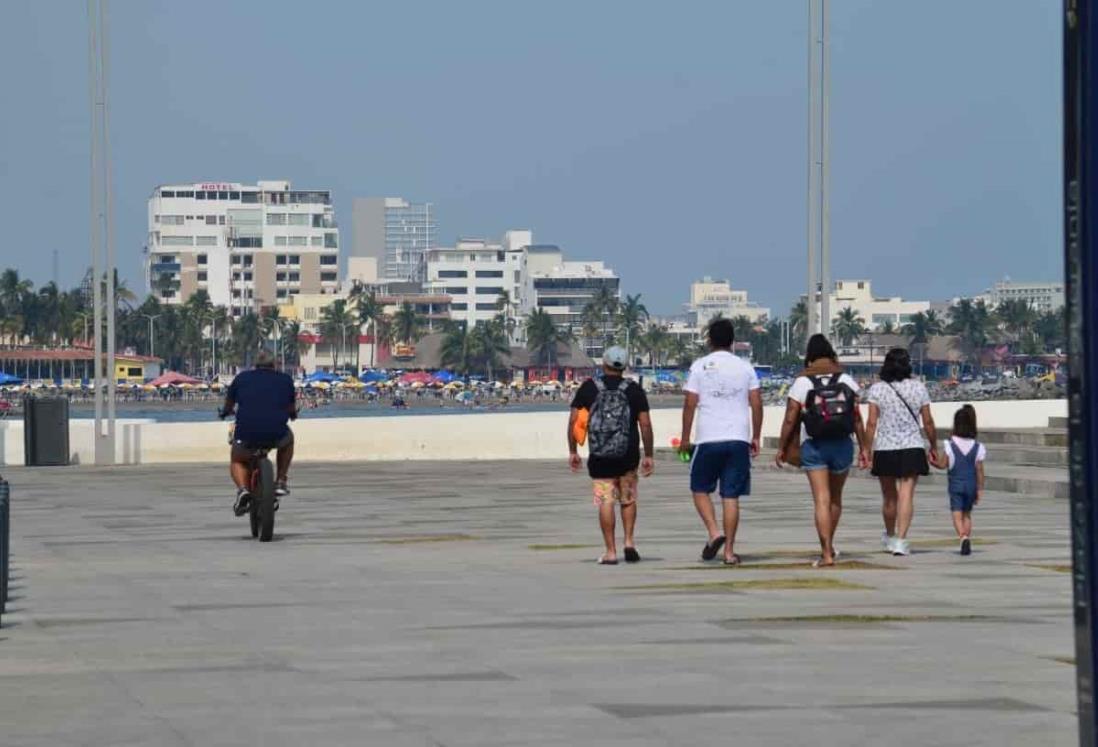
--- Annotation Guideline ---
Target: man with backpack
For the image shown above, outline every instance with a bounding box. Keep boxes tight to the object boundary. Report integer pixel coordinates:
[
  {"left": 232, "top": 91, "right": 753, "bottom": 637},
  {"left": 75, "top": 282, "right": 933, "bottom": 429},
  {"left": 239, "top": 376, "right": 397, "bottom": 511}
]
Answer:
[
  {"left": 678, "top": 319, "right": 763, "bottom": 566},
  {"left": 568, "top": 346, "right": 654, "bottom": 565}
]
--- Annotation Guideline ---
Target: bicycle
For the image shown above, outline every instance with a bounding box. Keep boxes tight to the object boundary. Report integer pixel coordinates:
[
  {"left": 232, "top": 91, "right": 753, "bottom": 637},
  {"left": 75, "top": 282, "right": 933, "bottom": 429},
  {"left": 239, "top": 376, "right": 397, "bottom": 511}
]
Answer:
[{"left": 218, "top": 411, "right": 277, "bottom": 542}]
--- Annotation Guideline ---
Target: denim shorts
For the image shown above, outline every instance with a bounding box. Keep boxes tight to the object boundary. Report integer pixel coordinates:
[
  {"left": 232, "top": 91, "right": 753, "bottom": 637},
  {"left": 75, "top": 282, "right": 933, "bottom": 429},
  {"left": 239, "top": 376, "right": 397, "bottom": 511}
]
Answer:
[
  {"left": 800, "top": 437, "right": 854, "bottom": 474},
  {"left": 949, "top": 489, "right": 977, "bottom": 512},
  {"left": 690, "top": 440, "right": 751, "bottom": 498}
]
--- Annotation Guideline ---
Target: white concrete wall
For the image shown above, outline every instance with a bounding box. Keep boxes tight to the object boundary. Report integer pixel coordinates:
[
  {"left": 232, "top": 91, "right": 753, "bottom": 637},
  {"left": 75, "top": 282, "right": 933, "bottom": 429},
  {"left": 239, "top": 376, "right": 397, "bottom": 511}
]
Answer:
[{"left": 0, "top": 399, "right": 1069, "bottom": 467}]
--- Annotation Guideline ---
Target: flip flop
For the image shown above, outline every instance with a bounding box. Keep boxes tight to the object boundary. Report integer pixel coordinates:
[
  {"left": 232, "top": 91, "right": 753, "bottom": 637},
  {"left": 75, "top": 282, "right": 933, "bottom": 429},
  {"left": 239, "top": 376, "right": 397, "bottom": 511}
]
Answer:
[
  {"left": 596, "top": 555, "right": 619, "bottom": 565},
  {"left": 812, "top": 556, "right": 836, "bottom": 568},
  {"left": 723, "top": 554, "right": 741, "bottom": 566},
  {"left": 623, "top": 547, "right": 641, "bottom": 563},
  {"left": 701, "top": 536, "right": 726, "bottom": 561}
]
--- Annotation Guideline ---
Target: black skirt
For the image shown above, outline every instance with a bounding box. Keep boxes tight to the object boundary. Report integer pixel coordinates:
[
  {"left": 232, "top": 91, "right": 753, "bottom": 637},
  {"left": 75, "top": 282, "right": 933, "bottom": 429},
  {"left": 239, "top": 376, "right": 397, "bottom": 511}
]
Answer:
[{"left": 871, "top": 448, "right": 930, "bottom": 478}]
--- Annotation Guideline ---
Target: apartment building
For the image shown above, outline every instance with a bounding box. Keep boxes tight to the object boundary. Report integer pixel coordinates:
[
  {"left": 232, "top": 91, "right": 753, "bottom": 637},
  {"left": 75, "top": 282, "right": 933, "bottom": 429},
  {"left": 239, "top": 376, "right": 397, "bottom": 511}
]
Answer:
[
  {"left": 350, "top": 197, "right": 437, "bottom": 282},
  {"left": 987, "top": 280, "right": 1065, "bottom": 313},
  {"left": 423, "top": 231, "right": 530, "bottom": 331},
  {"left": 814, "top": 279, "right": 930, "bottom": 331},
  {"left": 685, "top": 277, "right": 771, "bottom": 327},
  {"left": 145, "top": 180, "right": 340, "bottom": 316}
]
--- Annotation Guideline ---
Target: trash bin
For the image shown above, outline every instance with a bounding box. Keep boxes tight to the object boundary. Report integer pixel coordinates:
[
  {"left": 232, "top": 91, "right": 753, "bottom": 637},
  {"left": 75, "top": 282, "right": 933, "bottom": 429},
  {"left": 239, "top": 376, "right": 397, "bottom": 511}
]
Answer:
[{"left": 23, "top": 396, "right": 70, "bottom": 466}]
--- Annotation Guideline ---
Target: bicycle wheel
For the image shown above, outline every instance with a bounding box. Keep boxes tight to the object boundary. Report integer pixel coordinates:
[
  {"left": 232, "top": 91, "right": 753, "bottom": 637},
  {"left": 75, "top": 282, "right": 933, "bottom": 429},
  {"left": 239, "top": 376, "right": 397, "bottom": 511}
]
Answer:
[
  {"left": 257, "top": 458, "right": 276, "bottom": 542},
  {"left": 249, "top": 500, "right": 260, "bottom": 538}
]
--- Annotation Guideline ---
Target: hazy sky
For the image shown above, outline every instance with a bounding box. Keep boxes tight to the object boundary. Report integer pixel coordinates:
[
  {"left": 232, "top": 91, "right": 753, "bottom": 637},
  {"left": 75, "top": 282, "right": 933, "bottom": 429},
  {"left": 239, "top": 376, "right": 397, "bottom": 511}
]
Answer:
[{"left": 0, "top": 1, "right": 1062, "bottom": 315}]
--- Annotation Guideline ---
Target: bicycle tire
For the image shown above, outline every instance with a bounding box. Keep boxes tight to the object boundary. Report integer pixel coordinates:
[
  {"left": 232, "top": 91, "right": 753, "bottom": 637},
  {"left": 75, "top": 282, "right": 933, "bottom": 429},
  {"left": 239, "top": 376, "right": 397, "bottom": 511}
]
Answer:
[
  {"left": 249, "top": 501, "right": 260, "bottom": 538},
  {"left": 257, "top": 458, "right": 276, "bottom": 542}
]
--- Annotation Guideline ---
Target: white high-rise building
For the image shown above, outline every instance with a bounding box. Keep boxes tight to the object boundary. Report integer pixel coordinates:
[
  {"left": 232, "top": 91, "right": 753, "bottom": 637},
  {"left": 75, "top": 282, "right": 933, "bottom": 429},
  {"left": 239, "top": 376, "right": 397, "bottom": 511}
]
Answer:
[
  {"left": 816, "top": 279, "right": 929, "bottom": 331},
  {"left": 423, "top": 235, "right": 527, "bottom": 330},
  {"left": 987, "top": 280, "right": 1064, "bottom": 313},
  {"left": 685, "top": 277, "right": 770, "bottom": 327},
  {"left": 145, "top": 180, "right": 340, "bottom": 316},
  {"left": 351, "top": 197, "right": 437, "bottom": 282}
]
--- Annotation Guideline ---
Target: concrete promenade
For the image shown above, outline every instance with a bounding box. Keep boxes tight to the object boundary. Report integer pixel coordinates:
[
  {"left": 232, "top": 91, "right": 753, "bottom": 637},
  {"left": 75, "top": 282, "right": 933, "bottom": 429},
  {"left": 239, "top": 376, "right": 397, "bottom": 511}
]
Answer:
[{"left": 0, "top": 460, "right": 1077, "bottom": 746}]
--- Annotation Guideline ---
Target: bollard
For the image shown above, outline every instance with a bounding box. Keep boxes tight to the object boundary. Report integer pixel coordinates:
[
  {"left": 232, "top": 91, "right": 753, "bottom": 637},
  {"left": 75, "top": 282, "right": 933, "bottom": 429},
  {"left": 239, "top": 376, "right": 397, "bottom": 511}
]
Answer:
[{"left": 0, "top": 478, "right": 8, "bottom": 615}]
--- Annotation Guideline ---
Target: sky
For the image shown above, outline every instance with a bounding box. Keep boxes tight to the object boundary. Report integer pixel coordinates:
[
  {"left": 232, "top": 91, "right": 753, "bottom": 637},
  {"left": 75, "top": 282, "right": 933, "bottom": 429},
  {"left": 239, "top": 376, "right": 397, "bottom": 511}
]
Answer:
[{"left": 0, "top": 0, "right": 1062, "bottom": 316}]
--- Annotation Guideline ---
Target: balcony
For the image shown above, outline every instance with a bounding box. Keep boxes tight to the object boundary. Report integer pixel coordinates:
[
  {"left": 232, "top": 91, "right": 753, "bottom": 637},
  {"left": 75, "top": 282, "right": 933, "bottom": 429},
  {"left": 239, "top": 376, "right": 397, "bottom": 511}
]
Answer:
[{"left": 150, "top": 263, "right": 181, "bottom": 273}]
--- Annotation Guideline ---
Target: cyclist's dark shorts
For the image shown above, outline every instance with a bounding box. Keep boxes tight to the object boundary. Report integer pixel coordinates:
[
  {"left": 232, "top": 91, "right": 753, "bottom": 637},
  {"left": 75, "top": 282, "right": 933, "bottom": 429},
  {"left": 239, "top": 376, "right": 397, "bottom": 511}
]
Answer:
[{"left": 231, "top": 428, "right": 293, "bottom": 459}]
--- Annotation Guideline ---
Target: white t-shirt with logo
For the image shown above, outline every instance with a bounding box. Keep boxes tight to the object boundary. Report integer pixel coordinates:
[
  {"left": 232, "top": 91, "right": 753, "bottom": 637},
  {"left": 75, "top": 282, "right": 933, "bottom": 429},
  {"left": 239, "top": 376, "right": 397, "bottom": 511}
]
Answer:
[
  {"left": 684, "top": 351, "right": 760, "bottom": 445},
  {"left": 787, "top": 372, "right": 861, "bottom": 442}
]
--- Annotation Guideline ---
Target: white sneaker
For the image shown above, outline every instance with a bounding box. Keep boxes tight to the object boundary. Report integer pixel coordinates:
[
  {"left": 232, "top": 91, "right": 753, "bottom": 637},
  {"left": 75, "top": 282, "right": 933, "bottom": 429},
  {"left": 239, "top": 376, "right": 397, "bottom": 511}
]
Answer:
[
  {"left": 892, "top": 538, "right": 910, "bottom": 556},
  {"left": 881, "top": 532, "right": 894, "bottom": 553}
]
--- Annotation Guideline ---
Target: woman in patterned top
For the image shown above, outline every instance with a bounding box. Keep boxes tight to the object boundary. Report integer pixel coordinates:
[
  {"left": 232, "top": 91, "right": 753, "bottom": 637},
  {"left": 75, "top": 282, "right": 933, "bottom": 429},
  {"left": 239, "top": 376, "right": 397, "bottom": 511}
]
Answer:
[{"left": 864, "top": 348, "right": 940, "bottom": 557}]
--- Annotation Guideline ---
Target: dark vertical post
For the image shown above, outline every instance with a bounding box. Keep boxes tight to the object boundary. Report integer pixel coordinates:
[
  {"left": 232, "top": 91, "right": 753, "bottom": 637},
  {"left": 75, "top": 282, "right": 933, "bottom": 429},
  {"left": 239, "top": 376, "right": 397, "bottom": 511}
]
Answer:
[{"left": 1066, "top": 1, "right": 1098, "bottom": 744}]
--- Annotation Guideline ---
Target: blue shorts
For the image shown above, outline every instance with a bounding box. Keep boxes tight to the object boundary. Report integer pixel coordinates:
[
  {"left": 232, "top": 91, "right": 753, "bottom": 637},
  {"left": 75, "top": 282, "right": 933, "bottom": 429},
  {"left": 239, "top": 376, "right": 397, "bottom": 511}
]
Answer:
[
  {"left": 801, "top": 438, "right": 854, "bottom": 474},
  {"left": 690, "top": 440, "right": 751, "bottom": 498},
  {"left": 949, "top": 490, "right": 977, "bottom": 512}
]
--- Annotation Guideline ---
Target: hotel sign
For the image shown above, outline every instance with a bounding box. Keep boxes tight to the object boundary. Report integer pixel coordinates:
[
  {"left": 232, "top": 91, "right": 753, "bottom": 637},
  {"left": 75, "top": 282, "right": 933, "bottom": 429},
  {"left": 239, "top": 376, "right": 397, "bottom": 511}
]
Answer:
[{"left": 198, "top": 183, "right": 233, "bottom": 191}]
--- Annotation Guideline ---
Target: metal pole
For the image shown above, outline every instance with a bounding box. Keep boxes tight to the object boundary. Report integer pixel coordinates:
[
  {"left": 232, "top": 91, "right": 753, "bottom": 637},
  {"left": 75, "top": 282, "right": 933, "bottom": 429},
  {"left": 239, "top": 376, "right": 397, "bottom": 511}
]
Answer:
[
  {"left": 820, "top": 0, "right": 832, "bottom": 335},
  {"left": 101, "top": 0, "right": 116, "bottom": 451},
  {"left": 1065, "top": 1, "right": 1098, "bottom": 743},
  {"left": 88, "top": 0, "right": 104, "bottom": 462},
  {"left": 806, "top": 0, "right": 819, "bottom": 337}
]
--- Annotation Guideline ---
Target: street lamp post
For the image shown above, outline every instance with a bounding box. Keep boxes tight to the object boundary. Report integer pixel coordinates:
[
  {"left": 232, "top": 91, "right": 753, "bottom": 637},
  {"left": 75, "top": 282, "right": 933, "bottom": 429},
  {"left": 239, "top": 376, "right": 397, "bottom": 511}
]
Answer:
[{"left": 140, "top": 313, "right": 160, "bottom": 358}]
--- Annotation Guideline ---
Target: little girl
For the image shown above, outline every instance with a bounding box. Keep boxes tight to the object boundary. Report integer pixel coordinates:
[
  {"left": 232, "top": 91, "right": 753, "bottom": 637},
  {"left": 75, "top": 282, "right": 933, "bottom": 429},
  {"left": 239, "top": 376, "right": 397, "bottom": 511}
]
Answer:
[{"left": 942, "top": 405, "right": 986, "bottom": 556}]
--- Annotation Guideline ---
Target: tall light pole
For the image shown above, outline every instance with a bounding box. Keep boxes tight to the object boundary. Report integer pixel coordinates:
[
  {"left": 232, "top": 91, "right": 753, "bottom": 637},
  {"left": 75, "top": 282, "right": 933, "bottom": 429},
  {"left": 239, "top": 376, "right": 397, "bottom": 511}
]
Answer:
[
  {"left": 140, "top": 313, "right": 160, "bottom": 358},
  {"left": 807, "top": 0, "right": 831, "bottom": 337},
  {"left": 88, "top": 0, "right": 115, "bottom": 465}
]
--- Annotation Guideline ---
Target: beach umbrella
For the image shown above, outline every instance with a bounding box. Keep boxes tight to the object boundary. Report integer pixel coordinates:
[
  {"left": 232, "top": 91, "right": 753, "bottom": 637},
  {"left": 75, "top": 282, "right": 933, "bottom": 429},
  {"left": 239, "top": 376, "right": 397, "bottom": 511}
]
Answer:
[{"left": 0, "top": 372, "right": 21, "bottom": 386}]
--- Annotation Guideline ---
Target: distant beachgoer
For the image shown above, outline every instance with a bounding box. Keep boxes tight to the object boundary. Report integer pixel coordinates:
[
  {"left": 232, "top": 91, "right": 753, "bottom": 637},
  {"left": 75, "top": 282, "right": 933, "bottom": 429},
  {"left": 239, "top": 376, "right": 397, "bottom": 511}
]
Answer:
[
  {"left": 865, "top": 348, "right": 939, "bottom": 557},
  {"left": 938, "top": 404, "right": 986, "bottom": 556},
  {"left": 776, "top": 334, "right": 869, "bottom": 568},
  {"left": 678, "top": 318, "right": 762, "bottom": 566},
  {"left": 568, "top": 346, "right": 654, "bottom": 565}
]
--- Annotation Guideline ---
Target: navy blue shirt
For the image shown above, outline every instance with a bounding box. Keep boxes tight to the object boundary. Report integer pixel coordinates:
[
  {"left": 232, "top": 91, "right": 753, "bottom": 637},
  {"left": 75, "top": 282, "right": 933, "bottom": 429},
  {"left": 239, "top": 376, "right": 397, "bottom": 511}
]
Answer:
[{"left": 227, "top": 368, "right": 296, "bottom": 444}]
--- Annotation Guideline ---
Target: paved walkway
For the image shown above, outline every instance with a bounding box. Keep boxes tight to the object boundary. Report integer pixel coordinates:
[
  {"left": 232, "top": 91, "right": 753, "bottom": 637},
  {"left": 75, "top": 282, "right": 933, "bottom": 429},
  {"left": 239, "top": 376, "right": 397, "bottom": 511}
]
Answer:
[{"left": 0, "top": 460, "right": 1077, "bottom": 746}]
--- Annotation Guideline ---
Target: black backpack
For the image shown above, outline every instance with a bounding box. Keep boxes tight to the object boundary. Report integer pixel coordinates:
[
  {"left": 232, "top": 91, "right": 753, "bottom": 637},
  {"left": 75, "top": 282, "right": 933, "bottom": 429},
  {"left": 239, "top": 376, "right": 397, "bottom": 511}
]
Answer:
[
  {"left": 587, "top": 378, "right": 633, "bottom": 459},
  {"left": 802, "top": 375, "right": 856, "bottom": 440}
]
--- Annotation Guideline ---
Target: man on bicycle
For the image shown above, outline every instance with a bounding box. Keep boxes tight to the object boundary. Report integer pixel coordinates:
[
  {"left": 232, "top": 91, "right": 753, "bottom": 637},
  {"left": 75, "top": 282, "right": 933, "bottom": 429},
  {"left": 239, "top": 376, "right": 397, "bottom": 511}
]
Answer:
[{"left": 220, "top": 351, "right": 297, "bottom": 515}]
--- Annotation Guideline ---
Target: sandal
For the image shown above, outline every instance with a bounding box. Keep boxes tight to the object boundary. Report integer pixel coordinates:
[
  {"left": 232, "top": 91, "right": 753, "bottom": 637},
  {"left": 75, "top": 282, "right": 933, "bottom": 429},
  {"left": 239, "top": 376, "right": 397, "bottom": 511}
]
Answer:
[
  {"left": 623, "top": 547, "right": 641, "bottom": 563},
  {"left": 723, "top": 554, "right": 741, "bottom": 566},
  {"left": 596, "top": 555, "right": 618, "bottom": 565},
  {"left": 701, "top": 536, "right": 726, "bottom": 561},
  {"left": 811, "top": 556, "right": 836, "bottom": 568}
]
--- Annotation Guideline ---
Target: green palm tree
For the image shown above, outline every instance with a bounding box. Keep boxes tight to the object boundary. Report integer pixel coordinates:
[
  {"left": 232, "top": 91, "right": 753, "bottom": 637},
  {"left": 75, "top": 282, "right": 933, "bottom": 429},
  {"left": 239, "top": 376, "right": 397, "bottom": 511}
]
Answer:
[
  {"left": 901, "top": 310, "right": 945, "bottom": 375},
  {"left": 878, "top": 319, "right": 897, "bottom": 335},
  {"left": 474, "top": 317, "right": 511, "bottom": 381},
  {"left": 948, "top": 299, "right": 993, "bottom": 369},
  {"left": 616, "top": 293, "right": 649, "bottom": 361},
  {"left": 668, "top": 336, "right": 695, "bottom": 369},
  {"left": 231, "top": 311, "right": 263, "bottom": 368},
  {"left": 638, "top": 324, "right": 670, "bottom": 367},
  {"left": 1034, "top": 308, "right": 1066, "bottom": 353},
  {"left": 280, "top": 319, "right": 302, "bottom": 371},
  {"left": 525, "top": 308, "right": 571, "bottom": 368},
  {"left": 831, "top": 307, "right": 867, "bottom": 346},
  {"left": 590, "top": 285, "right": 619, "bottom": 350},
  {"left": 788, "top": 300, "right": 808, "bottom": 347},
  {"left": 320, "top": 298, "right": 357, "bottom": 371},
  {"left": 995, "top": 299, "right": 1037, "bottom": 349},
  {"left": 439, "top": 321, "right": 478, "bottom": 376},
  {"left": 580, "top": 301, "right": 602, "bottom": 357},
  {"left": 354, "top": 290, "right": 384, "bottom": 368},
  {"left": 393, "top": 301, "right": 425, "bottom": 345}
]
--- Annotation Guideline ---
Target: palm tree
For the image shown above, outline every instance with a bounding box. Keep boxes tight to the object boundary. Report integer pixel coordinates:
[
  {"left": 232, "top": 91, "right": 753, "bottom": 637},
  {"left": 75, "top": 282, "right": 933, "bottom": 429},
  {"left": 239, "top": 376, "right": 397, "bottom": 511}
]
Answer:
[
  {"left": 525, "top": 308, "right": 571, "bottom": 368},
  {"left": 948, "top": 299, "right": 993, "bottom": 369},
  {"left": 475, "top": 317, "right": 511, "bottom": 381},
  {"left": 230, "top": 311, "right": 263, "bottom": 368},
  {"left": 729, "top": 315, "right": 755, "bottom": 344},
  {"left": 831, "top": 307, "right": 867, "bottom": 346},
  {"left": 580, "top": 301, "right": 602, "bottom": 357},
  {"left": 590, "top": 285, "right": 619, "bottom": 351},
  {"left": 354, "top": 290, "right": 384, "bottom": 368},
  {"left": 616, "top": 293, "right": 649, "bottom": 361},
  {"left": 638, "top": 324, "right": 670, "bottom": 367},
  {"left": 320, "top": 298, "right": 357, "bottom": 371},
  {"left": 668, "top": 336, "right": 695, "bottom": 369},
  {"left": 902, "top": 310, "right": 945, "bottom": 375},
  {"left": 280, "top": 320, "right": 302, "bottom": 372},
  {"left": 995, "top": 299, "right": 1037, "bottom": 349},
  {"left": 879, "top": 319, "right": 897, "bottom": 335},
  {"left": 392, "top": 301, "right": 425, "bottom": 345},
  {"left": 439, "top": 321, "right": 478, "bottom": 376},
  {"left": 1034, "top": 308, "right": 1066, "bottom": 353},
  {"left": 788, "top": 300, "right": 808, "bottom": 350}
]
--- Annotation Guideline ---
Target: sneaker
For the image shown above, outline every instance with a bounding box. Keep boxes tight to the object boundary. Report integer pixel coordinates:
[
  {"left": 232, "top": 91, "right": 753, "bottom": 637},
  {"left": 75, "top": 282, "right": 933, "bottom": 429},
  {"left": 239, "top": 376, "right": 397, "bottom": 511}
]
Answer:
[
  {"left": 233, "top": 487, "right": 253, "bottom": 517},
  {"left": 881, "top": 531, "right": 894, "bottom": 553},
  {"left": 960, "top": 537, "right": 972, "bottom": 556},
  {"left": 275, "top": 480, "right": 290, "bottom": 497},
  {"left": 892, "top": 538, "right": 910, "bottom": 557}
]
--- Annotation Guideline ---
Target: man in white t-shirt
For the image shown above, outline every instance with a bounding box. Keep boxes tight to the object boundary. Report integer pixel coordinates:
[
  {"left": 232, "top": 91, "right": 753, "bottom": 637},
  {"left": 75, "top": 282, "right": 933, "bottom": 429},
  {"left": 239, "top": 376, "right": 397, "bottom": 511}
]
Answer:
[{"left": 678, "top": 319, "right": 762, "bottom": 565}]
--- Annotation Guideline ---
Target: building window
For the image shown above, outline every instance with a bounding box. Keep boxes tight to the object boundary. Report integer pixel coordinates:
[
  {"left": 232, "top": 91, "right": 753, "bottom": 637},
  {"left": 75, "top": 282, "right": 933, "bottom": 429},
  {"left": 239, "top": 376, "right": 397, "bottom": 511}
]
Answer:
[
  {"left": 438, "top": 270, "right": 467, "bottom": 279},
  {"left": 242, "top": 255, "right": 253, "bottom": 267},
  {"left": 475, "top": 303, "right": 497, "bottom": 311},
  {"left": 241, "top": 191, "right": 258, "bottom": 204},
  {"left": 276, "top": 289, "right": 287, "bottom": 299},
  {"left": 320, "top": 272, "right": 337, "bottom": 282},
  {"left": 445, "top": 287, "right": 467, "bottom": 295},
  {"left": 231, "top": 256, "right": 243, "bottom": 265},
  {"left": 276, "top": 272, "right": 286, "bottom": 281},
  {"left": 289, "top": 236, "right": 307, "bottom": 246},
  {"left": 243, "top": 272, "right": 253, "bottom": 281},
  {"left": 196, "top": 236, "right": 217, "bottom": 247},
  {"left": 324, "top": 232, "right": 338, "bottom": 248},
  {"left": 290, "top": 255, "right": 300, "bottom": 264},
  {"left": 217, "top": 191, "right": 228, "bottom": 200},
  {"left": 274, "top": 236, "right": 287, "bottom": 246},
  {"left": 232, "top": 289, "right": 241, "bottom": 298},
  {"left": 311, "top": 236, "right": 323, "bottom": 246},
  {"left": 229, "top": 191, "right": 240, "bottom": 200},
  {"left": 476, "top": 287, "right": 505, "bottom": 296},
  {"left": 276, "top": 254, "right": 287, "bottom": 264},
  {"left": 197, "top": 272, "right": 207, "bottom": 282},
  {"left": 160, "top": 190, "right": 175, "bottom": 198},
  {"left": 288, "top": 214, "right": 309, "bottom": 226},
  {"left": 267, "top": 213, "right": 286, "bottom": 225},
  {"left": 197, "top": 254, "right": 208, "bottom": 265},
  {"left": 195, "top": 191, "right": 207, "bottom": 200},
  {"left": 232, "top": 273, "right": 241, "bottom": 281},
  {"left": 476, "top": 270, "right": 503, "bottom": 278},
  {"left": 289, "top": 272, "right": 300, "bottom": 282},
  {"left": 320, "top": 255, "right": 337, "bottom": 265},
  {"left": 160, "top": 236, "right": 193, "bottom": 246},
  {"left": 205, "top": 215, "right": 217, "bottom": 225},
  {"left": 451, "top": 303, "right": 468, "bottom": 311}
]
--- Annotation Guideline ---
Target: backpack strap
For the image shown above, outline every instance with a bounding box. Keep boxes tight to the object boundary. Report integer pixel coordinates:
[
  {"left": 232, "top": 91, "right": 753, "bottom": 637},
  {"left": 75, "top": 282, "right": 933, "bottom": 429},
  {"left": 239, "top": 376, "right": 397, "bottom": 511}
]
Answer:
[{"left": 593, "top": 377, "right": 606, "bottom": 393}]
